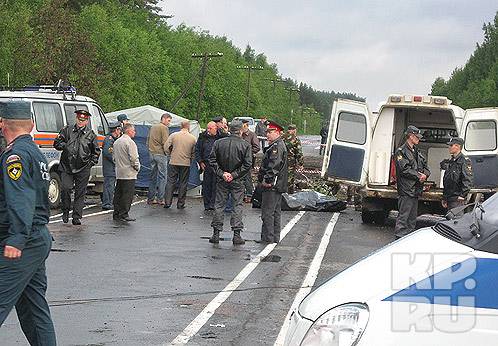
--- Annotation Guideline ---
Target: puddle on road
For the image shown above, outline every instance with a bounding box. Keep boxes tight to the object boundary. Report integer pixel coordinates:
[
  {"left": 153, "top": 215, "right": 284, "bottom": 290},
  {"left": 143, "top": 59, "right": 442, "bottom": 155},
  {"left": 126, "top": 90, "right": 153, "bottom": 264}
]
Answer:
[
  {"left": 186, "top": 275, "right": 224, "bottom": 281},
  {"left": 262, "top": 255, "right": 281, "bottom": 263},
  {"left": 51, "top": 248, "right": 78, "bottom": 253}
]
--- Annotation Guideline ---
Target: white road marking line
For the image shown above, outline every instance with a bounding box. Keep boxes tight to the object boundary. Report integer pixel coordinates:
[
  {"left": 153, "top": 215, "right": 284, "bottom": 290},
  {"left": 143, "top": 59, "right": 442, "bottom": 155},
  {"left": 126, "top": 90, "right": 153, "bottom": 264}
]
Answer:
[
  {"left": 49, "top": 200, "right": 145, "bottom": 224},
  {"left": 168, "top": 211, "right": 306, "bottom": 345},
  {"left": 50, "top": 204, "right": 98, "bottom": 219},
  {"left": 274, "top": 212, "right": 340, "bottom": 346}
]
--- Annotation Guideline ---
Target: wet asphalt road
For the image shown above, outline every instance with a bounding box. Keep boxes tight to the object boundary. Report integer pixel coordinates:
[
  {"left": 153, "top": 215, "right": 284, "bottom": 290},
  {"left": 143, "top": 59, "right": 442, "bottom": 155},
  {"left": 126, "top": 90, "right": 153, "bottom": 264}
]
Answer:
[{"left": 3, "top": 197, "right": 403, "bottom": 345}]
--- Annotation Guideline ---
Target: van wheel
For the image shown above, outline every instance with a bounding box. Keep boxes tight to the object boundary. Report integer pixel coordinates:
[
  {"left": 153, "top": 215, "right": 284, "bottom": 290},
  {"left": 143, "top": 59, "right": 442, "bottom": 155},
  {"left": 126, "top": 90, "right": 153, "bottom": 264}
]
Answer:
[
  {"left": 48, "top": 172, "right": 62, "bottom": 209},
  {"left": 362, "top": 210, "right": 387, "bottom": 225},
  {"left": 361, "top": 210, "right": 375, "bottom": 224}
]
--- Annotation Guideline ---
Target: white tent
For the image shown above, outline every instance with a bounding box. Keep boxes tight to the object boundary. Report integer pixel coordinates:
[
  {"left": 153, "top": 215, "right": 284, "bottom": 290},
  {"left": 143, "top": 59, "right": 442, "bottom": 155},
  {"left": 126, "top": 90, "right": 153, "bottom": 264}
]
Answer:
[{"left": 106, "top": 105, "right": 200, "bottom": 137}]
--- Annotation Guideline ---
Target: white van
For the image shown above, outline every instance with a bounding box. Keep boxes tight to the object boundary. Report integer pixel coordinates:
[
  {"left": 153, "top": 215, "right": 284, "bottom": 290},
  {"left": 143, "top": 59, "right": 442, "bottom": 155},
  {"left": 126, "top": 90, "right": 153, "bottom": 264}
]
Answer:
[
  {"left": 322, "top": 94, "right": 498, "bottom": 224},
  {"left": 0, "top": 85, "right": 109, "bottom": 208}
]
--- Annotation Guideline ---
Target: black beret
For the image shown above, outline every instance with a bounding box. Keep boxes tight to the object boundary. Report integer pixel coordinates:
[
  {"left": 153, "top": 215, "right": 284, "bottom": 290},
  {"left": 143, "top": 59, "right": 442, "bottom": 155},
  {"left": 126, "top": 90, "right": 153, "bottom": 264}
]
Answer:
[
  {"left": 108, "top": 121, "right": 121, "bottom": 129},
  {"left": 212, "top": 116, "right": 223, "bottom": 123},
  {"left": 447, "top": 137, "right": 464, "bottom": 146}
]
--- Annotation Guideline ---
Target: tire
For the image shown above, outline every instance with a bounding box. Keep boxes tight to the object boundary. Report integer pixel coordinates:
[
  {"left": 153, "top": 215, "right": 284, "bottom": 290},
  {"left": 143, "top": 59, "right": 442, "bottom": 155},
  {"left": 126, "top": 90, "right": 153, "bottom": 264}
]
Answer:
[
  {"left": 362, "top": 210, "right": 387, "bottom": 225},
  {"left": 361, "top": 210, "right": 375, "bottom": 224},
  {"left": 48, "top": 171, "right": 62, "bottom": 209},
  {"left": 372, "top": 211, "right": 388, "bottom": 225}
]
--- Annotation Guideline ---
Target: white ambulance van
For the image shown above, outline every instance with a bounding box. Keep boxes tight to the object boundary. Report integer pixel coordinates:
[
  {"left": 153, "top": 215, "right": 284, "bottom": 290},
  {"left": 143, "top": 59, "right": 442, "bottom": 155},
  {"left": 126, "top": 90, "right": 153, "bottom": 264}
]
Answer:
[
  {"left": 322, "top": 94, "right": 498, "bottom": 224},
  {"left": 0, "top": 85, "right": 109, "bottom": 208}
]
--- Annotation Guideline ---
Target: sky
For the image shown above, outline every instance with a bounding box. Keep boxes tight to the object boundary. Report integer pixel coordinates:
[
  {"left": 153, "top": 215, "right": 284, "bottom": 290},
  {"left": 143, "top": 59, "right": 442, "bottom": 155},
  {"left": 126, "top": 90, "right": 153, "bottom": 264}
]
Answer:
[{"left": 159, "top": 0, "right": 497, "bottom": 110}]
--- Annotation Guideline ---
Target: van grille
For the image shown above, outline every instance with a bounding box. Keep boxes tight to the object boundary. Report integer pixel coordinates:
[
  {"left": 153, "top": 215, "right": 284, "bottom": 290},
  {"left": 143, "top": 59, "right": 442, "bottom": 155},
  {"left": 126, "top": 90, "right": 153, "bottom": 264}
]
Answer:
[{"left": 433, "top": 223, "right": 462, "bottom": 242}]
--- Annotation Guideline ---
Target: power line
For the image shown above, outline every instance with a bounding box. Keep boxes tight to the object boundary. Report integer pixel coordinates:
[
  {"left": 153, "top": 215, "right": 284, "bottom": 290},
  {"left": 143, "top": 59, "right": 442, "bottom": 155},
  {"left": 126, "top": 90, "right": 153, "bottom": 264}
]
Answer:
[{"left": 237, "top": 65, "right": 264, "bottom": 113}]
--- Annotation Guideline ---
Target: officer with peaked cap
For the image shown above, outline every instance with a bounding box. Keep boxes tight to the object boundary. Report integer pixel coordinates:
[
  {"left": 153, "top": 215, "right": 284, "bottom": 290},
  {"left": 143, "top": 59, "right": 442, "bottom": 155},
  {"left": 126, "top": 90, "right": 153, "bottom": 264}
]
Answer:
[
  {"left": 440, "top": 137, "right": 473, "bottom": 212},
  {"left": 54, "top": 109, "right": 100, "bottom": 225},
  {"left": 257, "top": 120, "right": 288, "bottom": 243},
  {"left": 394, "top": 125, "right": 431, "bottom": 239},
  {"left": 0, "top": 101, "right": 57, "bottom": 345},
  {"left": 102, "top": 121, "right": 122, "bottom": 210}
]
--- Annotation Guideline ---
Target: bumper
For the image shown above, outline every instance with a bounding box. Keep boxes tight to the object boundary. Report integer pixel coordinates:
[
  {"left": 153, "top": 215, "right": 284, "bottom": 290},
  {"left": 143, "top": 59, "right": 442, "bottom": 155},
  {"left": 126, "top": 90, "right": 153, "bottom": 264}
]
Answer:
[{"left": 284, "top": 310, "right": 313, "bottom": 346}]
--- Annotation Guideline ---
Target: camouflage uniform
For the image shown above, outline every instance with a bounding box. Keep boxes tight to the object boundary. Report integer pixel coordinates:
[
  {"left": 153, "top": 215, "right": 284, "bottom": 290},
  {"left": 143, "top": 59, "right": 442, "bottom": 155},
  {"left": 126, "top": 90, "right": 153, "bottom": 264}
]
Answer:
[{"left": 282, "top": 132, "right": 304, "bottom": 194}]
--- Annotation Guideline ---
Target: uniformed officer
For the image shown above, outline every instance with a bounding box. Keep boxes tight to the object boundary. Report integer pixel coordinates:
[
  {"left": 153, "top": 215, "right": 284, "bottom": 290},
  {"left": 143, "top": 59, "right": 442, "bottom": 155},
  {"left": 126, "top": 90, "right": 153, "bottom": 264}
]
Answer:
[
  {"left": 54, "top": 110, "right": 101, "bottom": 225},
  {"left": 258, "top": 121, "right": 288, "bottom": 244},
  {"left": 102, "top": 121, "right": 122, "bottom": 210},
  {"left": 394, "top": 125, "right": 431, "bottom": 239},
  {"left": 440, "top": 137, "right": 473, "bottom": 211},
  {"left": 282, "top": 124, "right": 304, "bottom": 194},
  {"left": 0, "top": 116, "right": 6, "bottom": 154},
  {"left": 0, "top": 101, "right": 56, "bottom": 345},
  {"left": 117, "top": 113, "right": 131, "bottom": 127}
]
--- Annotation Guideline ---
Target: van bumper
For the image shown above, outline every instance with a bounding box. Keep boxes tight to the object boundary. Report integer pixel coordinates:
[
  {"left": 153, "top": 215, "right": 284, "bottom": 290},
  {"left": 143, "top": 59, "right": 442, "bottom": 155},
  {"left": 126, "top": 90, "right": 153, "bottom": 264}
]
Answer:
[{"left": 363, "top": 186, "right": 497, "bottom": 202}]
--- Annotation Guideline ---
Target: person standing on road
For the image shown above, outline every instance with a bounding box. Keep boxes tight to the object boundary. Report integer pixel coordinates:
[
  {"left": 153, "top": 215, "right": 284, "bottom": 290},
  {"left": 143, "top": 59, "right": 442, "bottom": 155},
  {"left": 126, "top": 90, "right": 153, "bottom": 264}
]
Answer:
[
  {"left": 117, "top": 113, "right": 131, "bottom": 127},
  {"left": 147, "top": 113, "right": 172, "bottom": 205},
  {"left": 394, "top": 125, "right": 431, "bottom": 239},
  {"left": 440, "top": 137, "right": 473, "bottom": 212},
  {"left": 282, "top": 124, "right": 304, "bottom": 194},
  {"left": 0, "top": 100, "right": 56, "bottom": 345},
  {"left": 241, "top": 119, "right": 260, "bottom": 203},
  {"left": 196, "top": 121, "right": 219, "bottom": 211},
  {"left": 319, "top": 124, "right": 328, "bottom": 155},
  {"left": 164, "top": 121, "right": 196, "bottom": 209},
  {"left": 101, "top": 121, "right": 121, "bottom": 210},
  {"left": 255, "top": 116, "right": 268, "bottom": 150},
  {"left": 54, "top": 109, "right": 100, "bottom": 225},
  {"left": 208, "top": 120, "right": 252, "bottom": 245},
  {"left": 213, "top": 116, "right": 229, "bottom": 138},
  {"left": 113, "top": 124, "right": 140, "bottom": 222},
  {"left": 258, "top": 121, "right": 288, "bottom": 244}
]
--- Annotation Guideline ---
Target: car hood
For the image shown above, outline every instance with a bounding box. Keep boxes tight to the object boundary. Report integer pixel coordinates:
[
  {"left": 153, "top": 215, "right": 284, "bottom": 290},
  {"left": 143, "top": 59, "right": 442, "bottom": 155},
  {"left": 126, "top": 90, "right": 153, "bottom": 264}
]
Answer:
[{"left": 299, "top": 227, "right": 473, "bottom": 321}]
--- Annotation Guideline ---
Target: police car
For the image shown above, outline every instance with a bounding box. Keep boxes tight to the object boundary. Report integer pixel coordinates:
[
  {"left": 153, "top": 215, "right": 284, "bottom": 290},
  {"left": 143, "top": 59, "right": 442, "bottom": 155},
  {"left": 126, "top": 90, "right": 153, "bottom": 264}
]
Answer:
[
  {"left": 0, "top": 82, "right": 109, "bottom": 208},
  {"left": 284, "top": 193, "right": 498, "bottom": 346}
]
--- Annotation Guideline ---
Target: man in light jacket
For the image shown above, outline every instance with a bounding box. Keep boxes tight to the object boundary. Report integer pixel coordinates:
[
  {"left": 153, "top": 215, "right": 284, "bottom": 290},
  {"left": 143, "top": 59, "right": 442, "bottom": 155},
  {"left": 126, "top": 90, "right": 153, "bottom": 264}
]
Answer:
[{"left": 113, "top": 124, "right": 140, "bottom": 222}]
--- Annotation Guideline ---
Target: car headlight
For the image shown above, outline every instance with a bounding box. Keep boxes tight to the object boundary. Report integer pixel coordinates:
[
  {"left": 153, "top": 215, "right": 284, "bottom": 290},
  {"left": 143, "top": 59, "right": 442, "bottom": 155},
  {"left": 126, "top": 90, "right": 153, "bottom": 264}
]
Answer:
[{"left": 300, "top": 303, "right": 369, "bottom": 346}]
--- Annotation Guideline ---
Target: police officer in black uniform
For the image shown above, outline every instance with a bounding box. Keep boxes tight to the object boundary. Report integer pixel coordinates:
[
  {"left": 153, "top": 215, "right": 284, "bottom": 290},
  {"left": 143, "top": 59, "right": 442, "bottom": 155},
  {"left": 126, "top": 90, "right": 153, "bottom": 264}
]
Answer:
[
  {"left": 394, "top": 125, "right": 431, "bottom": 239},
  {"left": 0, "top": 101, "right": 56, "bottom": 345},
  {"left": 441, "top": 137, "right": 473, "bottom": 211},
  {"left": 54, "top": 110, "right": 100, "bottom": 225},
  {"left": 102, "top": 121, "right": 121, "bottom": 210},
  {"left": 258, "top": 121, "right": 288, "bottom": 244}
]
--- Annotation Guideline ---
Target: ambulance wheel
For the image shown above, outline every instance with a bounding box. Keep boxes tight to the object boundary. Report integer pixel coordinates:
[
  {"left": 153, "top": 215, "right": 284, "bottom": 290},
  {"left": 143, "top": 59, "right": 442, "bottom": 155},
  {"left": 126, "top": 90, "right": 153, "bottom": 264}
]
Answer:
[
  {"left": 361, "top": 210, "right": 375, "bottom": 224},
  {"left": 361, "top": 210, "right": 387, "bottom": 225},
  {"left": 48, "top": 171, "right": 62, "bottom": 209}
]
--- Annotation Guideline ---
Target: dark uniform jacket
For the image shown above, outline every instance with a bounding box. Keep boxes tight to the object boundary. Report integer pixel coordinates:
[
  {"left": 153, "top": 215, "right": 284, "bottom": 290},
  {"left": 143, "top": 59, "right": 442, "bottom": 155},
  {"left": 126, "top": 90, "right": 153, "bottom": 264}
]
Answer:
[
  {"left": 395, "top": 142, "right": 430, "bottom": 197},
  {"left": 53, "top": 124, "right": 101, "bottom": 174},
  {"left": 0, "top": 134, "right": 50, "bottom": 250},
  {"left": 255, "top": 121, "right": 267, "bottom": 137},
  {"left": 195, "top": 130, "right": 218, "bottom": 167},
  {"left": 0, "top": 130, "right": 6, "bottom": 154},
  {"left": 320, "top": 126, "right": 328, "bottom": 144},
  {"left": 441, "top": 153, "right": 473, "bottom": 201},
  {"left": 242, "top": 129, "right": 260, "bottom": 155},
  {"left": 102, "top": 133, "right": 118, "bottom": 177},
  {"left": 208, "top": 134, "right": 252, "bottom": 181},
  {"left": 258, "top": 137, "right": 288, "bottom": 193}
]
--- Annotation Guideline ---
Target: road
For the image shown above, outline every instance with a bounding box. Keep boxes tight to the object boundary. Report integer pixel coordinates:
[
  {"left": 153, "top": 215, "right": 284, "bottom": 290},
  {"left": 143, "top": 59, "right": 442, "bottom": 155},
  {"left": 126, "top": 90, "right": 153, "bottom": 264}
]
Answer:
[{"left": 3, "top": 196, "right": 439, "bottom": 345}]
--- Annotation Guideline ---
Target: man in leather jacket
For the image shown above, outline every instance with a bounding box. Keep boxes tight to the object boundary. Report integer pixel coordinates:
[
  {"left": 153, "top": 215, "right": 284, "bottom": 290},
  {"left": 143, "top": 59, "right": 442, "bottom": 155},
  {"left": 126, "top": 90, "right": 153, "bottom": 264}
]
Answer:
[
  {"left": 440, "top": 137, "right": 473, "bottom": 212},
  {"left": 208, "top": 120, "right": 252, "bottom": 245},
  {"left": 258, "top": 121, "right": 288, "bottom": 244},
  {"left": 54, "top": 110, "right": 100, "bottom": 225},
  {"left": 394, "top": 125, "right": 430, "bottom": 239}
]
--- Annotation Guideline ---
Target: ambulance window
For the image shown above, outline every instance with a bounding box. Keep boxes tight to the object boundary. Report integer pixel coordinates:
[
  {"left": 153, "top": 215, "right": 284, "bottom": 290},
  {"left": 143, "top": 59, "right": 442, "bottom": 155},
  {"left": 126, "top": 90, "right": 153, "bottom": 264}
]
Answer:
[
  {"left": 93, "top": 105, "right": 108, "bottom": 135},
  {"left": 33, "top": 102, "right": 64, "bottom": 133},
  {"left": 336, "top": 112, "right": 367, "bottom": 145},
  {"left": 64, "top": 104, "right": 89, "bottom": 128},
  {"left": 92, "top": 107, "right": 105, "bottom": 135},
  {"left": 465, "top": 121, "right": 497, "bottom": 151}
]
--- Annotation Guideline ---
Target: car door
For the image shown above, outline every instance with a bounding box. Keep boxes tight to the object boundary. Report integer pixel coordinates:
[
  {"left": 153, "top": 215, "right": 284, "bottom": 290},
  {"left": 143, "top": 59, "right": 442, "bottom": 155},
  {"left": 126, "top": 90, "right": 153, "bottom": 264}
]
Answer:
[
  {"left": 321, "top": 99, "right": 371, "bottom": 186},
  {"left": 461, "top": 108, "right": 498, "bottom": 189}
]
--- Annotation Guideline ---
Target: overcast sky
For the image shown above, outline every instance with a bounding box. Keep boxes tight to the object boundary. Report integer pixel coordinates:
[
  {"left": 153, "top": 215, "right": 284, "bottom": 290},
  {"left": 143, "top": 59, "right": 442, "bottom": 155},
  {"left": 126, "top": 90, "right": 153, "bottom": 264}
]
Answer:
[{"left": 159, "top": 1, "right": 497, "bottom": 110}]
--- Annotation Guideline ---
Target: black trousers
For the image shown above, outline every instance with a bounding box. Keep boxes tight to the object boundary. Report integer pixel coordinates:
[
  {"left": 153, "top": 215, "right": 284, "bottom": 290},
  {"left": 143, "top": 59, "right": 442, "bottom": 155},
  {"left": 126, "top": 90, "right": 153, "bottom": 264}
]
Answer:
[
  {"left": 394, "top": 196, "right": 418, "bottom": 237},
  {"left": 202, "top": 168, "right": 217, "bottom": 209},
  {"left": 164, "top": 165, "right": 190, "bottom": 207},
  {"left": 211, "top": 179, "right": 245, "bottom": 231},
  {"left": 261, "top": 189, "right": 282, "bottom": 242},
  {"left": 61, "top": 167, "right": 91, "bottom": 220},
  {"left": 113, "top": 179, "right": 136, "bottom": 219}
]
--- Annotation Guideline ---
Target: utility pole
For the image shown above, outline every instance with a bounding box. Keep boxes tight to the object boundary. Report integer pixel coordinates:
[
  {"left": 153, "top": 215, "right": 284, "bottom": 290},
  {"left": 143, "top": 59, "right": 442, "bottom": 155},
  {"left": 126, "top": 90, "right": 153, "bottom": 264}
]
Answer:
[
  {"left": 237, "top": 65, "right": 263, "bottom": 113},
  {"left": 285, "top": 87, "right": 300, "bottom": 123},
  {"left": 265, "top": 77, "right": 285, "bottom": 93},
  {"left": 192, "top": 52, "right": 223, "bottom": 121}
]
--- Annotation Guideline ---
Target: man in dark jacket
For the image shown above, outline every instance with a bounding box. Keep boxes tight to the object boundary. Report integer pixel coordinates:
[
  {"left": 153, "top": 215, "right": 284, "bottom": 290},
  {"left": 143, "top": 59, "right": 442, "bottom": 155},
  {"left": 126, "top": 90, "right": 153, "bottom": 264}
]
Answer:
[
  {"left": 255, "top": 116, "right": 268, "bottom": 150},
  {"left": 258, "top": 121, "right": 288, "bottom": 244},
  {"left": 394, "top": 125, "right": 430, "bottom": 239},
  {"left": 0, "top": 118, "right": 6, "bottom": 155},
  {"left": 195, "top": 121, "right": 219, "bottom": 210},
  {"left": 101, "top": 122, "right": 121, "bottom": 210},
  {"left": 208, "top": 120, "right": 252, "bottom": 245},
  {"left": 54, "top": 110, "right": 100, "bottom": 225},
  {"left": 319, "top": 124, "right": 328, "bottom": 155},
  {"left": 241, "top": 119, "right": 260, "bottom": 202},
  {"left": 441, "top": 137, "right": 473, "bottom": 212}
]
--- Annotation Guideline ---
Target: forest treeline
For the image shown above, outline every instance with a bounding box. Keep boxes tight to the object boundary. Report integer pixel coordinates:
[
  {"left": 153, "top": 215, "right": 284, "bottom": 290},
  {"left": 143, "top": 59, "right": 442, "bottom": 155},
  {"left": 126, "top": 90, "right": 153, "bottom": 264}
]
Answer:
[
  {"left": 431, "top": 12, "right": 498, "bottom": 109},
  {"left": 0, "top": 0, "right": 364, "bottom": 133}
]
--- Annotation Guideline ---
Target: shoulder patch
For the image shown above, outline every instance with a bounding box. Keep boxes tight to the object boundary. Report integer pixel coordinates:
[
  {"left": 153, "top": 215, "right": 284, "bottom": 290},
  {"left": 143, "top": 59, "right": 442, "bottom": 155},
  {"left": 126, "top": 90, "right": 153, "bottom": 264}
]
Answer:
[
  {"left": 7, "top": 162, "right": 23, "bottom": 180},
  {"left": 397, "top": 154, "right": 403, "bottom": 161},
  {"left": 5, "top": 154, "right": 21, "bottom": 164}
]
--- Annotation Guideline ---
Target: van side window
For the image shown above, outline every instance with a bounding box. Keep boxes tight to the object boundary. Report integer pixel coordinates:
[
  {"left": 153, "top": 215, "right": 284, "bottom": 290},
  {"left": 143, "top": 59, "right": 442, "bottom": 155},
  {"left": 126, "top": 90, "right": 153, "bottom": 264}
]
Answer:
[
  {"left": 64, "top": 104, "right": 89, "bottom": 128},
  {"left": 33, "top": 102, "right": 64, "bottom": 133},
  {"left": 465, "top": 121, "right": 497, "bottom": 151},
  {"left": 92, "top": 107, "right": 105, "bottom": 135},
  {"left": 93, "top": 105, "right": 108, "bottom": 135},
  {"left": 336, "top": 112, "right": 367, "bottom": 145}
]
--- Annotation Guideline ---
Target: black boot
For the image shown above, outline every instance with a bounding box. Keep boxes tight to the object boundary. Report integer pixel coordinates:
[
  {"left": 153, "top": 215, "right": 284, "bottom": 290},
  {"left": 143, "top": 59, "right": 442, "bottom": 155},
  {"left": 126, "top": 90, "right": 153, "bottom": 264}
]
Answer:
[
  {"left": 209, "top": 229, "right": 220, "bottom": 244},
  {"left": 62, "top": 212, "right": 69, "bottom": 224},
  {"left": 232, "top": 229, "right": 245, "bottom": 245}
]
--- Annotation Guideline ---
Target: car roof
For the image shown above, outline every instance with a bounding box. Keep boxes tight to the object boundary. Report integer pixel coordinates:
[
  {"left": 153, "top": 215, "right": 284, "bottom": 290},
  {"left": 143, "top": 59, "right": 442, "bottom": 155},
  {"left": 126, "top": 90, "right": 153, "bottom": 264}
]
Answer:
[{"left": 0, "top": 91, "right": 96, "bottom": 103}]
